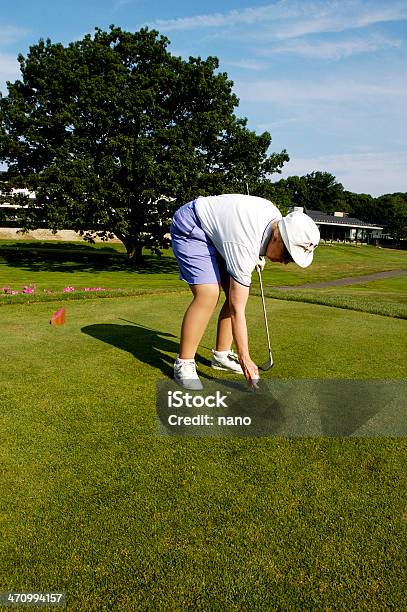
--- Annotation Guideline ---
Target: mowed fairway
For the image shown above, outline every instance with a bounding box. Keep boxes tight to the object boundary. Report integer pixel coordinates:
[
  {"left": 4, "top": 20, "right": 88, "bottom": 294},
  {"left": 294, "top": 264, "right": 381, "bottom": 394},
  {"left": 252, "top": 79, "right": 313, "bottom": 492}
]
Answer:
[{"left": 1, "top": 292, "right": 406, "bottom": 610}]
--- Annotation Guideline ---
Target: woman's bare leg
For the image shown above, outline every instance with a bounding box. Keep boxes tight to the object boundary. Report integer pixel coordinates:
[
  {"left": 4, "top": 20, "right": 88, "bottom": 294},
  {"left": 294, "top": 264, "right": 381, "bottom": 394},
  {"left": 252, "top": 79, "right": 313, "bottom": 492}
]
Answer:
[
  {"left": 179, "top": 283, "right": 220, "bottom": 359},
  {"left": 215, "top": 275, "right": 234, "bottom": 352},
  {"left": 215, "top": 300, "right": 234, "bottom": 351}
]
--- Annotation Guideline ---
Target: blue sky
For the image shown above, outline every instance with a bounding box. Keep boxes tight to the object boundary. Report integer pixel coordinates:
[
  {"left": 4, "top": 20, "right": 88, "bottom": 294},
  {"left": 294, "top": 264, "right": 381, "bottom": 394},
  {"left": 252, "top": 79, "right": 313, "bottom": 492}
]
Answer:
[{"left": 1, "top": 0, "right": 406, "bottom": 195}]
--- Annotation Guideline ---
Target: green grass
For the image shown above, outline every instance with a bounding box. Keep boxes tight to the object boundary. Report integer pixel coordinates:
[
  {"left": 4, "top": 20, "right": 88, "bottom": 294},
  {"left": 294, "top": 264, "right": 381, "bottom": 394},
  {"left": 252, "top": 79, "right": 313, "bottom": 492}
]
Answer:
[
  {"left": 1, "top": 240, "right": 406, "bottom": 295},
  {"left": 259, "top": 243, "right": 407, "bottom": 287},
  {"left": 0, "top": 287, "right": 189, "bottom": 307},
  {"left": 1, "top": 240, "right": 407, "bottom": 609},
  {"left": 1, "top": 295, "right": 406, "bottom": 610},
  {"left": 259, "top": 284, "right": 407, "bottom": 321},
  {"left": 257, "top": 275, "right": 407, "bottom": 320},
  {"left": 0, "top": 238, "right": 126, "bottom": 251},
  {"left": 2, "top": 241, "right": 406, "bottom": 322},
  {"left": 0, "top": 243, "right": 181, "bottom": 293},
  {"left": 316, "top": 275, "right": 407, "bottom": 302}
]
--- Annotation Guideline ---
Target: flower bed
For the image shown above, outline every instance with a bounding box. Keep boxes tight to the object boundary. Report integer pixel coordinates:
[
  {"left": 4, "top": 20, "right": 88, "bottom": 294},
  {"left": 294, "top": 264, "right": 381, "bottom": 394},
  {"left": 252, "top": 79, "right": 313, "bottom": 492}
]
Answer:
[{"left": 1, "top": 284, "right": 110, "bottom": 296}]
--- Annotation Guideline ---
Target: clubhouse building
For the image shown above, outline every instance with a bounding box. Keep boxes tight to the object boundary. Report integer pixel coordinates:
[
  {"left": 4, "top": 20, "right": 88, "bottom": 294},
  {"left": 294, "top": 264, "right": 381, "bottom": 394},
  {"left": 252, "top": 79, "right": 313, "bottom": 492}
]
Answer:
[{"left": 294, "top": 208, "right": 384, "bottom": 243}]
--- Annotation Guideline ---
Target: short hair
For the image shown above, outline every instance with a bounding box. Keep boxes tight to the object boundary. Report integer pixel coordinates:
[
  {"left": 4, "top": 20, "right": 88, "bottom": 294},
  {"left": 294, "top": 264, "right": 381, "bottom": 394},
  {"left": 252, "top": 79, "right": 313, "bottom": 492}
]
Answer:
[{"left": 282, "top": 241, "right": 294, "bottom": 263}]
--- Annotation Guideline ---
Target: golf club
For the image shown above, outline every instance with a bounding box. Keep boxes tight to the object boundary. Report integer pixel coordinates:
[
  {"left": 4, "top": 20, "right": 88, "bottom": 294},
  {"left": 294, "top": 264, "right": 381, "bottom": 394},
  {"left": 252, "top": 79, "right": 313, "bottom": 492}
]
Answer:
[{"left": 255, "top": 264, "right": 274, "bottom": 371}]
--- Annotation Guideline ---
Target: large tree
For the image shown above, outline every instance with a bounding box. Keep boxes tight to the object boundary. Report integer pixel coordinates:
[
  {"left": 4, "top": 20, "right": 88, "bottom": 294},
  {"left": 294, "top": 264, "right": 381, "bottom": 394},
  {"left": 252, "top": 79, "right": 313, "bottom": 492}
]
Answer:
[{"left": 0, "top": 26, "right": 288, "bottom": 262}]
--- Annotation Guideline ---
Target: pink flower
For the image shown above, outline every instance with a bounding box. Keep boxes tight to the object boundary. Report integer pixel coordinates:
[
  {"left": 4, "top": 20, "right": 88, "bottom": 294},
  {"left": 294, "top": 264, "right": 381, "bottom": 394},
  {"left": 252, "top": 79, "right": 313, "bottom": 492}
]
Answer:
[
  {"left": 1, "top": 287, "right": 19, "bottom": 295},
  {"left": 63, "top": 286, "right": 75, "bottom": 292},
  {"left": 22, "top": 283, "right": 36, "bottom": 294}
]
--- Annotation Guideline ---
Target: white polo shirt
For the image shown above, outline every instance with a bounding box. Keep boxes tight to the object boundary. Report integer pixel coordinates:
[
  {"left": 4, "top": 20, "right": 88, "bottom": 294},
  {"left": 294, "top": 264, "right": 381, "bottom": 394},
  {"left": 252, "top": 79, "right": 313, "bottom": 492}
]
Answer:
[{"left": 194, "top": 194, "right": 282, "bottom": 286}]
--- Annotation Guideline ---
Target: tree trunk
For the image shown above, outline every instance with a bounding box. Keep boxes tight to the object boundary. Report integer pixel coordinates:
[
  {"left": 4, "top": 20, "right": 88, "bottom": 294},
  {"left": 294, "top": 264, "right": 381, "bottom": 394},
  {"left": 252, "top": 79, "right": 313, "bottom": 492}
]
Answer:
[{"left": 126, "top": 240, "right": 143, "bottom": 265}]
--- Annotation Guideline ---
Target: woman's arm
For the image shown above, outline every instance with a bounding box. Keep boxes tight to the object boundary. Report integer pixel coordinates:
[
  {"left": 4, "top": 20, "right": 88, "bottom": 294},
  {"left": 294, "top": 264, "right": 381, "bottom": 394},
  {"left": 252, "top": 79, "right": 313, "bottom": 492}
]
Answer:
[{"left": 228, "top": 278, "right": 259, "bottom": 386}]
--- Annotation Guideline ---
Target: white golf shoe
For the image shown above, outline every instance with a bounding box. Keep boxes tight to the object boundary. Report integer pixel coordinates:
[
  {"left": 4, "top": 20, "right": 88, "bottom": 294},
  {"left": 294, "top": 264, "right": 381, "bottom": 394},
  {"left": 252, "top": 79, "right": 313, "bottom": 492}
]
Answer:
[
  {"left": 211, "top": 349, "right": 243, "bottom": 374},
  {"left": 173, "top": 357, "right": 203, "bottom": 390}
]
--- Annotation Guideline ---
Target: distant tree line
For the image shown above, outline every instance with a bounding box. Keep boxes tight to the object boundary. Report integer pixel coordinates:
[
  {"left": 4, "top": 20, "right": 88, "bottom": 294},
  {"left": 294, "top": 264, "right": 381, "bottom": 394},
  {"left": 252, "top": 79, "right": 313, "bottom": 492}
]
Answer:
[{"left": 252, "top": 171, "right": 407, "bottom": 240}]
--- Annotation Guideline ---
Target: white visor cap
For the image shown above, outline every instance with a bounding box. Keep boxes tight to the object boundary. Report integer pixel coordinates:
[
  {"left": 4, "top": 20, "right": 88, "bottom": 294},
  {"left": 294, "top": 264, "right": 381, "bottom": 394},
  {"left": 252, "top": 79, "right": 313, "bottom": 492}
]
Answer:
[{"left": 279, "top": 211, "right": 320, "bottom": 268}]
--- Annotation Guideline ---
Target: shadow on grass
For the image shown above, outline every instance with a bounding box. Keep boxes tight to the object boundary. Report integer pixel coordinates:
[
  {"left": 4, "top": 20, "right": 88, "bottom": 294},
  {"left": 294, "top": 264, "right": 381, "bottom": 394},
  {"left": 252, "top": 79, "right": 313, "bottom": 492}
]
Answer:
[
  {"left": 0, "top": 241, "right": 121, "bottom": 254},
  {"left": 0, "top": 245, "right": 180, "bottom": 275},
  {"left": 81, "top": 321, "right": 211, "bottom": 377}
]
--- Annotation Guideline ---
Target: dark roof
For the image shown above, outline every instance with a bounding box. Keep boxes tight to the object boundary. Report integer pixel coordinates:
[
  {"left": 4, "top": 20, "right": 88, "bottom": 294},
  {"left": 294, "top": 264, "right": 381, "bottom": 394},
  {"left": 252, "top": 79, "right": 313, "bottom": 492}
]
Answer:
[{"left": 306, "top": 209, "right": 383, "bottom": 229}]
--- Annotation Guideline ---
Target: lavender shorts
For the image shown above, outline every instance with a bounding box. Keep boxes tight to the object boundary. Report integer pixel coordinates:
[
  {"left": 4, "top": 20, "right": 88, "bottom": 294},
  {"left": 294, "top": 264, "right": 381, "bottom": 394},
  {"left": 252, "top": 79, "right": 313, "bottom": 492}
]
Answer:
[{"left": 170, "top": 200, "right": 227, "bottom": 285}]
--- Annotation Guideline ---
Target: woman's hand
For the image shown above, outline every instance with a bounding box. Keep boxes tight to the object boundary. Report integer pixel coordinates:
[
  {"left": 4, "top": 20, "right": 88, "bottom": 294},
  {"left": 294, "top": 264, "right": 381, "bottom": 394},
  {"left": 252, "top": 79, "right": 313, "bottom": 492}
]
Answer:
[
  {"left": 228, "top": 279, "right": 259, "bottom": 387},
  {"left": 239, "top": 355, "right": 260, "bottom": 388}
]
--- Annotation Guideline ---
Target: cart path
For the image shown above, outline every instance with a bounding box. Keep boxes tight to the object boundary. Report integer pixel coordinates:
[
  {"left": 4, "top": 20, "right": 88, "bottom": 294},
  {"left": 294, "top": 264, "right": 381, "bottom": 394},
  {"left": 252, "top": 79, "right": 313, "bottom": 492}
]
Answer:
[{"left": 273, "top": 269, "right": 407, "bottom": 290}]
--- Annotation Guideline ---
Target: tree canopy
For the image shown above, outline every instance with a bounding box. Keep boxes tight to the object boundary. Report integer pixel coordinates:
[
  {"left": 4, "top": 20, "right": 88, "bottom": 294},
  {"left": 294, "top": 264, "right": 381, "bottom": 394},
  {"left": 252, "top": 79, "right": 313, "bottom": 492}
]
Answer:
[
  {"left": 264, "top": 171, "right": 346, "bottom": 214},
  {"left": 0, "top": 26, "right": 288, "bottom": 262},
  {"left": 257, "top": 175, "right": 406, "bottom": 239}
]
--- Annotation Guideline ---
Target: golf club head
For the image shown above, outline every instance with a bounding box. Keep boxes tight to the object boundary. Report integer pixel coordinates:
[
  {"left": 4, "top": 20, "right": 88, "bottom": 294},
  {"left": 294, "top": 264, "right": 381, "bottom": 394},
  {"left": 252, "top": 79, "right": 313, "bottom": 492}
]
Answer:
[{"left": 259, "top": 358, "right": 273, "bottom": 371}]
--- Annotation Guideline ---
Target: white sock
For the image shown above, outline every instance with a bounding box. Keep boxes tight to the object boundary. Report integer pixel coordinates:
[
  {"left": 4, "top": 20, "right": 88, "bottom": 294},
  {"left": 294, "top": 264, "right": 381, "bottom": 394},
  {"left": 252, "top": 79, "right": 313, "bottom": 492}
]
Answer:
[
  {"left": 176, "top": 356, "right": 195, "bottom": 363},
  {"left": 213, "top": 349, "right": 230, "bottom": 357}
]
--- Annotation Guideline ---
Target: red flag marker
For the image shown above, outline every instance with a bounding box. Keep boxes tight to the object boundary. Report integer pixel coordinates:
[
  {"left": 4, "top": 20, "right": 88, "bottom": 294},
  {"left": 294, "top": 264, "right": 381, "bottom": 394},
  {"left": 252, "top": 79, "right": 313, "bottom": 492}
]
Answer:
[{"left": 50, "top": 307, "right": 66, "bottom": 325}]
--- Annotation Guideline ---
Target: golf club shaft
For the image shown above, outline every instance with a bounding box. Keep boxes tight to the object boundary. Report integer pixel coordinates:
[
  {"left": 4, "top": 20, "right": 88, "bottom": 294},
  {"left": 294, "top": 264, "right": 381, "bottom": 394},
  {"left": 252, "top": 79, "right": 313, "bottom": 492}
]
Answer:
[{"left": 256, "top": 265, "right": 273, "bottom": 361}]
